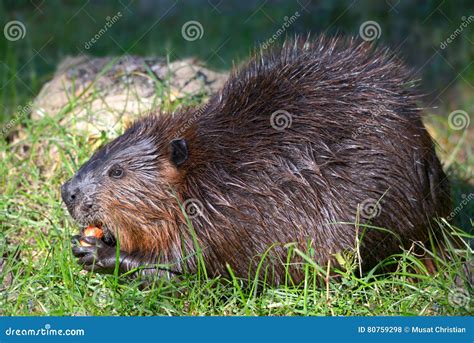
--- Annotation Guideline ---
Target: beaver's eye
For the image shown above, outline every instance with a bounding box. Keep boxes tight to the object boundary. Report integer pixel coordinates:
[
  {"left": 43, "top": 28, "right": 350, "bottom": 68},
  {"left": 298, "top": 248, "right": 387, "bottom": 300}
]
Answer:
[{"left": 109, "top": 165, "right": 124, "bottom": 179}]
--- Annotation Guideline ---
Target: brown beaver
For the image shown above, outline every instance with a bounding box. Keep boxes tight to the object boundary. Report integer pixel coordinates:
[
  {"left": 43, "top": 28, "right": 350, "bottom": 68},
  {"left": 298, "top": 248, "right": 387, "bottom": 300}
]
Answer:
[{"left": 62, "top": 36, "right": 451, "bottom": 284}]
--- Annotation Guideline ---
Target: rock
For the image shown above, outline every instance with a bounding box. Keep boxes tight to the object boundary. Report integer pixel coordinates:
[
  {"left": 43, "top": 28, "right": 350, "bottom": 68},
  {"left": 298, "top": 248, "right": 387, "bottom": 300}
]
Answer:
[{"left": 32, "top": 55, "right": 228, "bottom": 136}]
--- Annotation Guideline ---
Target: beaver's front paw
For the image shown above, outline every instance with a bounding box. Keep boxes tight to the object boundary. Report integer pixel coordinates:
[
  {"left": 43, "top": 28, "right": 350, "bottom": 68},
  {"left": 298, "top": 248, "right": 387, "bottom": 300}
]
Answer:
[{"left": 71, "top": 235, "right": 121, "bottom": 274}]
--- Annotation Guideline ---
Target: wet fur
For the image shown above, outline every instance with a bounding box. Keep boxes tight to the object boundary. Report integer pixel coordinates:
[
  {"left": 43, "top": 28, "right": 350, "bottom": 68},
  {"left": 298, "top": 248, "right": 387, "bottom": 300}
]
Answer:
[{"left": 65, "top": 36, "right": 451, "bottom": 283}]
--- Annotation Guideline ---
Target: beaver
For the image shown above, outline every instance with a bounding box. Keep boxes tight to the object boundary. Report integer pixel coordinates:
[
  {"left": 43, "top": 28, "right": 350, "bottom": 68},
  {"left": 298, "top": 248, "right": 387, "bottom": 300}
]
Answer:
[{"left": 62, "top": 36, "right": 451, "bottom": 284}]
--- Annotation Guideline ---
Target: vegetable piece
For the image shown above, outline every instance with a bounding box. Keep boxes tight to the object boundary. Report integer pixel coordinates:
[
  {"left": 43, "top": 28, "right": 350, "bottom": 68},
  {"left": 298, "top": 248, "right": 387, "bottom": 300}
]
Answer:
[{"left": 80, "top": 225, "right": 103, "bottom": 246}]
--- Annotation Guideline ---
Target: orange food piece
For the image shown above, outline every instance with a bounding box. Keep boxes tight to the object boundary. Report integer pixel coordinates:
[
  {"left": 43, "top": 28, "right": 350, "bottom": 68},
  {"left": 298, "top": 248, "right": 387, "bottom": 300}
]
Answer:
[
  {"left": 79, "top": 225, "right": 103, "bottom": 246},
  {"left": 84, "top": 225, "right": 104, "bottom": 239}
]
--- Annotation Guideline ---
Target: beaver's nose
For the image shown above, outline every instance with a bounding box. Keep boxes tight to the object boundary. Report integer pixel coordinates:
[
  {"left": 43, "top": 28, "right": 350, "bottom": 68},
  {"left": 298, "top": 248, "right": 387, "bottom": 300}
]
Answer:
[{"left": 61, "top": 180, "right": 80, "bottom": 207}]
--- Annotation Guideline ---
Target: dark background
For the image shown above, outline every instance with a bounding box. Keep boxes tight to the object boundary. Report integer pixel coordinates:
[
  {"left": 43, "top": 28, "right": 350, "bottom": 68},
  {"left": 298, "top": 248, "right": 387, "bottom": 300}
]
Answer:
[{"left": 0, "top": 0, "right": 473, "bottom": 123}]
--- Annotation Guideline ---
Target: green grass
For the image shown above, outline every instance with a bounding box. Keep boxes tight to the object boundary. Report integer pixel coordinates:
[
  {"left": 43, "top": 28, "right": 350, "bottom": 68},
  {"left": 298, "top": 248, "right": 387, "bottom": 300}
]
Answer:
[
  {"left": 0, "top": 1, "right": 473, "bottom": 316},
  {"left": 0, "top": 74, "right": 472, "bottom": 316}
]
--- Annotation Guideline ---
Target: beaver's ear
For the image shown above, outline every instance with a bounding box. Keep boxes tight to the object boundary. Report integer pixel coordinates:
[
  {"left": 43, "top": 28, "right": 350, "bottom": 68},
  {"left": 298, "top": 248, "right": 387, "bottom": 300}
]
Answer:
[{"left": 170, "top": 138, "right": 188, "bottom": 167}]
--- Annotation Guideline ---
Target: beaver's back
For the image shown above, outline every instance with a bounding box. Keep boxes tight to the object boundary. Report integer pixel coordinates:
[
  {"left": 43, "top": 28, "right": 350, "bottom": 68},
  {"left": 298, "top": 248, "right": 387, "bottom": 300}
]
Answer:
[{"left": 175, "top": 37, "right": 450, "bottom": 281}]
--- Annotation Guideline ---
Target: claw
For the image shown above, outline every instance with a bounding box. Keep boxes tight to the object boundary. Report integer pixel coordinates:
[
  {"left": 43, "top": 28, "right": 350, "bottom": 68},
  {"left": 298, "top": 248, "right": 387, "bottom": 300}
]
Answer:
[
  {"left": 71, "top": 232, "right": 121, "bottom": 274},
  {"left": 72, "top": 245, "right": 96, "bottom": 258}
]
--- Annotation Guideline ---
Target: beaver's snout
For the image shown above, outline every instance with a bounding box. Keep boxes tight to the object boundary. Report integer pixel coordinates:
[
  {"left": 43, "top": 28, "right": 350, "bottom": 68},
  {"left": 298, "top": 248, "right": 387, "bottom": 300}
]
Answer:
[
  {"left": 61, "top": 174, "right": 97, "bottom": 223},
  {"left": 61, "top": 178, "right": 82, "bottom": 209}
]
